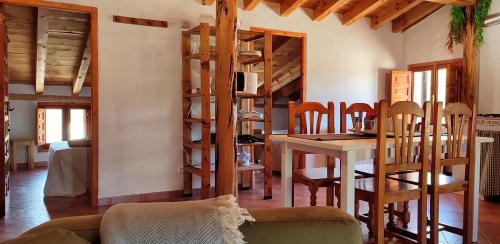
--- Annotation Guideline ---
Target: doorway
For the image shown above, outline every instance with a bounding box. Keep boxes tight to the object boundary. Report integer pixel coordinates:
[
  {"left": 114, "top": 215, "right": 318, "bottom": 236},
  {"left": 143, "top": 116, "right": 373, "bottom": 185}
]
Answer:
[{"left": 0, "top": 0, "right": 99, "bottom": 219}]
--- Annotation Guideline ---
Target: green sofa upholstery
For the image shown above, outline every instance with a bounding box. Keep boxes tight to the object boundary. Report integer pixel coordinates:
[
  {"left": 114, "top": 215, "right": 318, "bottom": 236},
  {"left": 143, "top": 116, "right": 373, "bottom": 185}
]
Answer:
[{"left": 9, "top": 206, "right": 361, "bottom": 244}]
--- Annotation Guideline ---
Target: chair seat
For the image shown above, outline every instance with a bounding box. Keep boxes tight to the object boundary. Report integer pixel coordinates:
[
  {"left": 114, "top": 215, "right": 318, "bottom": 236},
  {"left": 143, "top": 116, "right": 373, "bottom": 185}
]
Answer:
[
  {"left": 354, "top": 177, "right": 421, "bottom": 203},
  {"left": 387, "top": 172, "right": 468, "bottom": 194}
]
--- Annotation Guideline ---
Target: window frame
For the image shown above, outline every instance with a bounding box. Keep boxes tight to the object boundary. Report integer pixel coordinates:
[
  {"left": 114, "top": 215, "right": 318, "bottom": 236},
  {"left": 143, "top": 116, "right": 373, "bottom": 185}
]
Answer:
[{"left": 37, "top": 103, "right": 91, "bottom": 152}]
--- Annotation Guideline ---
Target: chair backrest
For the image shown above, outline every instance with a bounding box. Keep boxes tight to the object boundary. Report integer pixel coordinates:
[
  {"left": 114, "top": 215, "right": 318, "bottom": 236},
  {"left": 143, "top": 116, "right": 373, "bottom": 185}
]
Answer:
[
  {"left": 288, "top": 101, "right": 334, "bottom": 135},
  {"left": 376, "top": 100, "right": 431, "bottom": 175},
  {"left": 432, "top": 102, "right": 476, "bottom": 176},
  {"left": 340, "top": 102, "right": 376, "bottom": 133}
]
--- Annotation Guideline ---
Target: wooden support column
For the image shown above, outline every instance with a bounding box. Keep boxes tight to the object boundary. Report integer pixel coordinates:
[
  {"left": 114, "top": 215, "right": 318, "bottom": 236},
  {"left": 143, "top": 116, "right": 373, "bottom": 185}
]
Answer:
[
  {"left": 263, "top": 31, "right": 273, "bottom": 199},
  {"left": 215, "top": 0, "right": 237, "bottom": 196},
  {"left": 182, "top": 32, "right": 193, "bottom": 197},
  {"left": 36, "top": 8, "right": 49, "bottom": 94},
  {"left": 200, "top": 23, "right": 211, "bottom": 199},
  {"left": 461, "top": 6, "right": 477, "bottom": 108}
]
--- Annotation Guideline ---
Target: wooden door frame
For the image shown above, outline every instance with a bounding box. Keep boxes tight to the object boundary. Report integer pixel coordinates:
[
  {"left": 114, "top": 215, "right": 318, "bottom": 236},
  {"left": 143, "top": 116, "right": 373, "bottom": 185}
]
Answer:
[
  {"left": 249, "top": 27, "right": 307, "bottom": 103},
  {"left": 408, "top": 58, "right": 462, "bottom": 102},
  {"left": 0, "top": 0, "right": 99, "bottom": 207}
]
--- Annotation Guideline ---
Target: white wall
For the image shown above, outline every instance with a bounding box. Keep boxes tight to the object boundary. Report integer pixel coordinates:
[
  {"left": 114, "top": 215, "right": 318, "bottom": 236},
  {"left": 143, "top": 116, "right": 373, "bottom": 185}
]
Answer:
[
  {"left": 9, "top": 84, "right": 91, "bottom": 163},
  {"left": 402, "top": 4, "right": 500, "bottom": 114},
  {"left": 40, "top": 0, "right": 403, "bottom": 198},
  {"left": 403, "top": 6, "right": 463, "bottom": 67},
  {"left": 478, "top": 1, "right": 500, "bottom": 114}
]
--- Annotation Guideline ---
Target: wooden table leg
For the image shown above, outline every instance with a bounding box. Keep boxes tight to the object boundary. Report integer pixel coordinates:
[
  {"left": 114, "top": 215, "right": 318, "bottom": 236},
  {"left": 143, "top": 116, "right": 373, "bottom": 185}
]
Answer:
[
  {"left": 340, "top": 151, "right": 355, "bottom": 215},
  {"left": 281, "top": 142, "right": 292, "bottom": 207}
]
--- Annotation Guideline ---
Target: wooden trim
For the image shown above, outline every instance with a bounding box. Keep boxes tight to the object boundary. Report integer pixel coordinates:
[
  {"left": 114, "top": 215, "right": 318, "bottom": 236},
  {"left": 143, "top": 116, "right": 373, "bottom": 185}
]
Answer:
[
  {"left": 98, "top": 187, "right": 215, "bottom": 206},
  {"left": 249, "top": 26, "right": 307, "bottom": 103},
  {"left": 112, "top": 15, "right": 168, "bottom": 28},
  {"left": 408, "top": 58, "right": 463, "bottom": 70}
]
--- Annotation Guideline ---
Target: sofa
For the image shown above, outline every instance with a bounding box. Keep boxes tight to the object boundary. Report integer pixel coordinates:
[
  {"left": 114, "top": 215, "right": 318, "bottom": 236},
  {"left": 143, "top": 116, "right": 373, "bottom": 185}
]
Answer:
[{"left": 5, "top": 206, "right": 362, "bottom": 244}]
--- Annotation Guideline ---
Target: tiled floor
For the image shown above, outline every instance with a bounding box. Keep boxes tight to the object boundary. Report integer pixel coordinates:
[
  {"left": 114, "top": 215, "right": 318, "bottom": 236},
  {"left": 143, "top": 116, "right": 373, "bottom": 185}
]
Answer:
[{"left": 0, "top": 168, "right": 499, "bottom": 243}]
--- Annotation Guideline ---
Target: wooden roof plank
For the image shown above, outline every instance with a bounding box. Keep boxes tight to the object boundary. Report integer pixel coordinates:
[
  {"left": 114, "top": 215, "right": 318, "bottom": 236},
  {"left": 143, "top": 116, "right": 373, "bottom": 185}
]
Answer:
[
  {"left": 426, "top": 0, "right": 474, "bottom": 6},
  {"left": 36, "top": 8, "right": 49, "bottom": 94},
  {"left": 72, "top": 36, "right": 90, "bottom": 95},
  {"left": 313, "top": 0, "right": 350, "bottom": 21},
  {"left": 244, "top": 0, "right": 263, "bottom": 10},
  {"left": 371, "top": 0, "right": 424, "bottom": 30},
  {"left": 342, "top": 0, "right": 385, "bottom": 26},
  {"left": 280, "top": 0, "right": 308, "bottom": 17},
  {"left": 392, "top": 2, "right": 443, "bottom": 32}
]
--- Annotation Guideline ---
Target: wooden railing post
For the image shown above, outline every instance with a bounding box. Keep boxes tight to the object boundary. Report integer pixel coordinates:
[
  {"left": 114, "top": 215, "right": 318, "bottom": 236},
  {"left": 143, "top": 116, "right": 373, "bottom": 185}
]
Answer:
[{"left": 215, "top": 0, "right": 238, "bottom": 196}]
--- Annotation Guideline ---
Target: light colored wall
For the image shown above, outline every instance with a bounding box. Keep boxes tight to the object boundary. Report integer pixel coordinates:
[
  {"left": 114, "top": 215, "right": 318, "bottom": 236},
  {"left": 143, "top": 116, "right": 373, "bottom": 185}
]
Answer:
[
  {"left": 478, "top": 1, "right": 500, "bottom": 114},
  {"left": 402, "top": 6, "right": 463, "bottom": 67},
  {"left": 402, "top": 4, "right": 500, "bottom": 114},
  {"left": 43, "top": 0, "right": 403, "bottom": 198},
  {"left": 8, "top": 84, "right": 91, "bottom": 163}
]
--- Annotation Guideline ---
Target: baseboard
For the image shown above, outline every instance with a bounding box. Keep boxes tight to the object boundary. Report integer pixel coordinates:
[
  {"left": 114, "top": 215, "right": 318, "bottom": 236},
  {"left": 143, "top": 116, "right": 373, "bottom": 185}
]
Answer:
[
  {"left": 98, "top": 187, "right": 213, "bottom": 206},
  {"left": 15, "top": 161, "right": 48, "bottom": 169}
]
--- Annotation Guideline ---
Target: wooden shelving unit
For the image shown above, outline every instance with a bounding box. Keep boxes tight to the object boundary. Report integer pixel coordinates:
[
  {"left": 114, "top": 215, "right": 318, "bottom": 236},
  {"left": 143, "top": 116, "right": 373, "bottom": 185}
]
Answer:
[{"left": 181, "top": 23, "right": 272, "bottom": 200}]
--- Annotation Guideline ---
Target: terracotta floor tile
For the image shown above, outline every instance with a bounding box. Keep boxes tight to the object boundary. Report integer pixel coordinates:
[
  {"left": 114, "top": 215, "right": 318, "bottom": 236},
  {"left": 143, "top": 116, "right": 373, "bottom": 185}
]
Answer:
[{"left": 0, "top": 169, "right": 499, "bottom": 243}]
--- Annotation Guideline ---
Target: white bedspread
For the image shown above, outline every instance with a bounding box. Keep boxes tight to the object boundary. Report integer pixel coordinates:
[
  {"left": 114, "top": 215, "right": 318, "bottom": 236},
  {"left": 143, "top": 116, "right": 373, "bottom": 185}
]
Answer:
[{"left": 44, "top": 141, "right": 90, "bottom": 197}]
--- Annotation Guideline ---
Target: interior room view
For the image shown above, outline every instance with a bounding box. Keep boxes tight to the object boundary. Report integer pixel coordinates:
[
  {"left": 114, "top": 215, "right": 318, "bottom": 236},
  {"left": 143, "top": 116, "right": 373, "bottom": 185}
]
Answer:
[{"left": 0, "top": 0, "right": 499, "bottom": 243}]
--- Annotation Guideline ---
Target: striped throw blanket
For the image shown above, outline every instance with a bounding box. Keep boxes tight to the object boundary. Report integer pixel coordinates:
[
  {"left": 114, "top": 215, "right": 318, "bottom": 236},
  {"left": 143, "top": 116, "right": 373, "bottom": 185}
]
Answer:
[{"left": 100, "top": 195, "right": 254, "bottom": 244}]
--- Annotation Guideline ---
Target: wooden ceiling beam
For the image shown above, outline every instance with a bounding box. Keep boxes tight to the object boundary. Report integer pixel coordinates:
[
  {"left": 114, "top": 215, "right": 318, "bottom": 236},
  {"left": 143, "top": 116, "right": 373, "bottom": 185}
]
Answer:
[
  {"left": 342, "top": 0, "right": 385, "bottom": 26},
  {"left": 280, "top": 0, "right": 307, "bottom": 17},
  {"left": 392, "top": 2, "right": 443, "bottom": 32},
  {"left": 243, "top": 0, "right": 262, "bottom": 10},
  {"left": 9, "top": 93, "right": 91, "bottom": 103},
  {"left": 426, "top": 0, "right": 474, "bottom": 6},
  {"left": 202, "top": 0, "right": 215, "bottom": 5},
  {"left": 313, "top": 0, "right": 350, "bottom": 21},
  {"left": 73, "top": 36, "right": 91, "bottom": 95},
  {"left": 35, "top": 8, "right": 49, "bottom": 94},
  {"left": 371, "top": 0, "right": 423, "bottom": 30}
]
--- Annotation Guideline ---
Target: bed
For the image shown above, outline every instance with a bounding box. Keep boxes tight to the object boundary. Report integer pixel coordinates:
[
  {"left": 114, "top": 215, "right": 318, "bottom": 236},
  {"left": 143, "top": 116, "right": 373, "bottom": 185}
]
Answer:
[{"left": 43, "top": 141, "right": 91, "bottom": 197}]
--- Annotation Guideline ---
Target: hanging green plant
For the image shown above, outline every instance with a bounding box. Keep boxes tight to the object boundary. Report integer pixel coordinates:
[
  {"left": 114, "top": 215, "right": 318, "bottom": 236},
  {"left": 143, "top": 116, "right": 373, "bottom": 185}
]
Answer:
[{"left": 446, "top": 0, "right": 492, "bottom": 52}]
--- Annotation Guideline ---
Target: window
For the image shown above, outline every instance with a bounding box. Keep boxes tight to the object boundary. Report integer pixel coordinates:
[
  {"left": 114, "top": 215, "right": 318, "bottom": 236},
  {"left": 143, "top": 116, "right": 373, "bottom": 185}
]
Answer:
[
  {"left": 45, "top": 108, "right": 63, "bottom": 143},
  {"left": 37, "top": 103, "right": 90, "bottom": 149},
  {"left": 70, "top": 109, "right": 87, "bottom": 140}
]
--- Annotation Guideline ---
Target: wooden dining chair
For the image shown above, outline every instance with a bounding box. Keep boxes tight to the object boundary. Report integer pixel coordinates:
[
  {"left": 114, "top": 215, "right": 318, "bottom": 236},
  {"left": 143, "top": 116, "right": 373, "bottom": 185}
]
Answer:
[
  {"left": 340, "top": 102, "right": 377, "bottom": 177},
  {"left": 288, "top": 101, "right": 337, "bottom": 206},
  {"left": 354, "top": 100, "right": 431, "bottom": 244},
  {"left": 388, "top": 102, "right": 477, "bottom": 243}
]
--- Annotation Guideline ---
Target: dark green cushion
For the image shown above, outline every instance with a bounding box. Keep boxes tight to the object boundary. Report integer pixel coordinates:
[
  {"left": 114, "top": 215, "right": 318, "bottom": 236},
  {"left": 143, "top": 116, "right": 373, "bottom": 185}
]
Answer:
[
  {"left": 241, "top": 207, "right": 362, "bottom": 244},
  {"left": 2, "top": 228, "right": 90, "bottom": 244}
]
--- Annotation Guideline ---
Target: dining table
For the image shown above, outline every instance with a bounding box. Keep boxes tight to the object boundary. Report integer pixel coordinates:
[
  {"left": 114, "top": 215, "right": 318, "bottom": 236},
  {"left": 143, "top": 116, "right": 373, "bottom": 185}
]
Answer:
[{"left": 270, "top": 133, "right": 494, "bottom": 242}]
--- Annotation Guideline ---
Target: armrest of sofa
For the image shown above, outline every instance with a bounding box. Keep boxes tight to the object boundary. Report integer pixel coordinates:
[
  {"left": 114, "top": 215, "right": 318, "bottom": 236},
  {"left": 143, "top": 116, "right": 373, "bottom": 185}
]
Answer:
[
  {"left": 241, "top": 207, "right": 362, "bottom": 244},
  {"left": 22, "top": 215, "right": 102, "bottom": 244}
]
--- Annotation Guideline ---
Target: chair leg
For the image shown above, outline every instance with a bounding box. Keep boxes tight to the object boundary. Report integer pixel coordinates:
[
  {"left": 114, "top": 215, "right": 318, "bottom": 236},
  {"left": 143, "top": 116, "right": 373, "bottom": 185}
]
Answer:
[
  {"left": 367, "top": 202, "right": 374, "bottom": 238},
  {"left": 430, "top": 193, "right": 439, "bottom": 244},
  {"left": 308, "top": 183, "right": 319, "bottom": 206},
  {"left": 401, "top": 201, "right": 411, "bottom": 229},
  {"left": 387, "top": 203, "right": 396, "bottom": 229},
  {"left": 355, "top": 200, "right": 359, "bottom": 220},
  {"left": 291, "top": 181, "right": 295, "bottom": 207},
  {"left": 463, "top": 188, "right": 474, "bottom": 244},
  {"left": 335, "top": 185, "right": 341, "bottom": 208}
]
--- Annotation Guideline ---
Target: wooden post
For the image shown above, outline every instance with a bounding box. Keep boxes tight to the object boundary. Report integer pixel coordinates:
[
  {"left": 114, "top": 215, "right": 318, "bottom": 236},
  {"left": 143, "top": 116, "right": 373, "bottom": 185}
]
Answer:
[
  {"left": 461, "top": 6, "right": 477, "bottom": 108},
  {"left": 215, "top": 0, "right": 238, "bottom": 196},
  {"left": 200, "top": 23, "right": 211, "bottom": 199},
  {"left": 263, "top": 31, "right": 273, "bottom": 199},
  {"left": 0, "top": 3, "right": 6, "bottom": 218},
  {"left": 182, "top": 32, "right": 193, "bottom": 197}
]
